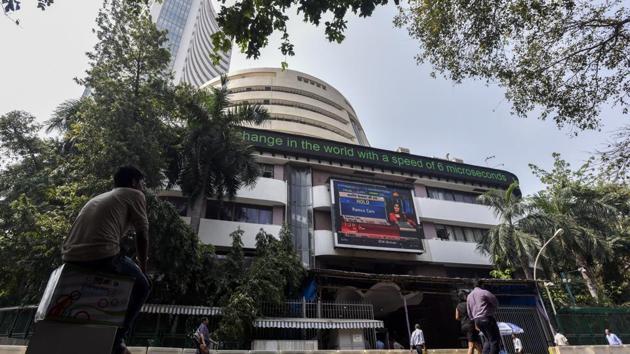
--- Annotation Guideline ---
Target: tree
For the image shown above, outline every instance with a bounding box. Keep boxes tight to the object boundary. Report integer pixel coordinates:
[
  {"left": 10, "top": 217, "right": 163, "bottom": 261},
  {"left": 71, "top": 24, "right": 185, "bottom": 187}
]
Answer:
[
  {"left": 68, "top": 0, "right": 175, "bottom": 192},
  {"left": 526, "top": 154, "right": 624, "bottom": 302},
  {"left": 173, "top": 80, "right": 269, "bottom": 234},
  {"left": 214, "top": 228, "right": 247, "bottom": 305},
  {"left": 215, "top": 225, "right": 305, "bottom": 347},
  {"left": 210, "top": 1, "right": 628, "bottom": 132},
  {"left": 598, "top": 125, "right": 630, "bottom": 183},
  {"left": 477, "top": 182, "right": 537, "bottom": 279}
]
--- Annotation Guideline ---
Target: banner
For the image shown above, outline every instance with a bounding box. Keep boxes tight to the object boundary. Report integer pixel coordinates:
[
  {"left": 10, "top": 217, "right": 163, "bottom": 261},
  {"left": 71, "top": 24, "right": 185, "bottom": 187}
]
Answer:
[{"left": 331, "top": 180, "right": 424, "bottom": 253}]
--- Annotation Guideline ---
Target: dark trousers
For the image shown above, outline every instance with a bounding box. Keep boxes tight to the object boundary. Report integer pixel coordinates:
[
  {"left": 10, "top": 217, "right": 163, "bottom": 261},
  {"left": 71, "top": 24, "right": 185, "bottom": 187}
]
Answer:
[
  {"left": 475, "top": 316, "right": 500, "bottom": 354},
  {"left": 68, "top": 254, "right": 151, "bottom": 354}
]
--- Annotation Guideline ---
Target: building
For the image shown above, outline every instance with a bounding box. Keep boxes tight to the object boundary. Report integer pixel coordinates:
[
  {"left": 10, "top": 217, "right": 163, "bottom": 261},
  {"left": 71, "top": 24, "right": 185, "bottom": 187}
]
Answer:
[
  {"left": 159, "top": 68, "right": 552, "bottom": 352},
  {"left": 150, "top": 0, "right": 230, "bottom": 86},
  {"left": 203, "top": 68, "right": 369, "bottom": 146}
]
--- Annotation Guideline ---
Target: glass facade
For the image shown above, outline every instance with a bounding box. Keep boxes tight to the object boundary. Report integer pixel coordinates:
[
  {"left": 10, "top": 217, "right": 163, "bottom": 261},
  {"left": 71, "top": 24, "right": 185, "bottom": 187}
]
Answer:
[
  {"left": 156, "top": 0, "right": 194, "bottom": 67},
  {"left": 426, "top": 187, "right": 481, "bottom": 204},
  {"left": 435, "top": 224, "right": 487, "bottom": 243},
  {"left": 205, "top": 200, "right": 273, "bottom": 224},
  {"left": 287, "top": 165, "right": 314, "bottom": 267}
]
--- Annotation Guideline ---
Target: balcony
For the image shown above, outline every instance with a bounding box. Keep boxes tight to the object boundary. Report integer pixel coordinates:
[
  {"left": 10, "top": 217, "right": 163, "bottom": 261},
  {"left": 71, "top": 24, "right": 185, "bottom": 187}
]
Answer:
[
  {"left": 425, "top": 239, "right": 490, "bottom": 266},
  {"left": 198, "top": 219, "right": 282, "bottom": 249},
  {"left": 260, "top": 300, "right": 374, "bottom": 320},
  {"left": 415, "top": 197, "right": 499, "bottom": 228},
  {"left": 312, "top": 185, "right": 331, "bottom": 210},
  {"left": 235, "top": 177, "right": 287, "bottom": 205}
]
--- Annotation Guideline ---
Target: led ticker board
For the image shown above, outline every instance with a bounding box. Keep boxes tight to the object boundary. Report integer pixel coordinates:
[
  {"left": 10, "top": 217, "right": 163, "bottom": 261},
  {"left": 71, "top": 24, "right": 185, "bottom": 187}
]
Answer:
[
  {"left": 240, "top": 128, "right": 520, "bottom": 191},
  {"left": 330, "top": 180, "right": 424, "bottom": 253}
]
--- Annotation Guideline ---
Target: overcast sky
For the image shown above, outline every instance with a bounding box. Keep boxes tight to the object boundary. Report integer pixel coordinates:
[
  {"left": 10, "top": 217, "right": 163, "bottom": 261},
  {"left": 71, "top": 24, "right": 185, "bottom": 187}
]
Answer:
[{"left": 1, "top": 1, "right": 626, "bottom": 195}]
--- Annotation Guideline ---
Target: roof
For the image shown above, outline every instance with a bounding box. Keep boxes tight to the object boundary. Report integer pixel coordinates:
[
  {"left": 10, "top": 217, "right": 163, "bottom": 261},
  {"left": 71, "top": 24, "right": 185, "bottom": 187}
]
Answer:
[
  {"left": 140, "top": 304, "right": 222, "bottom": 316},
  {"left": 254, "top": 318, "right": 384, "bottom": 329}
]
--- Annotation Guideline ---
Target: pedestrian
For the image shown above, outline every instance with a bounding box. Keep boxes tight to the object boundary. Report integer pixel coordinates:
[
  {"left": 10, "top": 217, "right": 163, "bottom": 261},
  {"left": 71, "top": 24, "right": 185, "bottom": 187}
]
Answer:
[
  {"left": 410, "top": 323, "right": 426, "bottom": 354},
  {"left": 376, "top": 338, "right": 385, "bottom": 349},
  {"left": 511, "top": 334, "right": 523, "bottom": 353},
  {"left": 467, "top": 280, "right": 501, "bottom": 354},
  {"left": 605, "top": 328, "right": 623, "bottom": 346},
  {"left": 554, "top": 332, "right": 569, "bottom": 346},
  {"left": 455, "top": 290, "right": 482, "bottom": 354},
  {"left": 62, "top": 166, "right": 150, "bottom": 354},
  {"left": 195, "top": 317, "right": 212, "bottom": 353}
]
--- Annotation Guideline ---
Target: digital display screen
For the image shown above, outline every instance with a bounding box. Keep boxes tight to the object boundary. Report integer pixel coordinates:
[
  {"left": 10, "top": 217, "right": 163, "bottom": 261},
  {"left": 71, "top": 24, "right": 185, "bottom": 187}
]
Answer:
[{"left": 331, "top": 180, "right": 424, "bottom": 253}]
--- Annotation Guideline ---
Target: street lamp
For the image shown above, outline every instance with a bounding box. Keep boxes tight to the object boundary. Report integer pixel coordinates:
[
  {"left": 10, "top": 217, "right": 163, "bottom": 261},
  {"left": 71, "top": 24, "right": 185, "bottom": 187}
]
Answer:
[
  {"left": 532, "top": 228, "right": 564, "bottom": 336},
  {"left": 533, "top": 228, "right": 564, "bottom": 282}
]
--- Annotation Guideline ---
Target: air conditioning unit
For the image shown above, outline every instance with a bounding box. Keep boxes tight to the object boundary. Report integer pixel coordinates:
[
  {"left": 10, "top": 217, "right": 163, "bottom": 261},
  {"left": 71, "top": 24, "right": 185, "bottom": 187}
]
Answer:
[{"left": 396, "top": 147, "right": 410, "bottom": 154}]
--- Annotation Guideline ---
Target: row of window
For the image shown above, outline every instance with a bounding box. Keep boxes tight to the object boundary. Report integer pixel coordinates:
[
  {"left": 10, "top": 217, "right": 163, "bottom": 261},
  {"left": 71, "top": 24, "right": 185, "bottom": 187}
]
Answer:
[
  {"left": 435, "top": 224, "right": 487, "bottom": 243},
  {"left": 297, "top": 75, "right": 327, "bottom": 90},
  {"left": 426, "top": 187, "right": 481, "bottom": 204},
  {"left": 161, "top": 196, "right": 274, "bottom": 225}
]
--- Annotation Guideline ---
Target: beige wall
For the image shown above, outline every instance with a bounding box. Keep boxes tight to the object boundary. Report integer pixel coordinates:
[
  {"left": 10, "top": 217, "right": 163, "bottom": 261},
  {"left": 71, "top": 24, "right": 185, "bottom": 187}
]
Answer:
[{"left": 202, "top": 68, "right": 369, "bottom": 146}]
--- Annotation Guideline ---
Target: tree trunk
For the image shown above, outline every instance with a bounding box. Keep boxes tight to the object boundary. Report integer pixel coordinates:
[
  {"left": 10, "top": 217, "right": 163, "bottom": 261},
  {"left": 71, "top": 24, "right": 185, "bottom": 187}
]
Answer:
[
  {"left": 189, "top": 192, "right": 206, "bottom": 234},
  {"left": 520, "top": 257, "right": 533, "bottom": 279},
  {"left": 577, "top": 257, "right": 599, "bottom": 302}
]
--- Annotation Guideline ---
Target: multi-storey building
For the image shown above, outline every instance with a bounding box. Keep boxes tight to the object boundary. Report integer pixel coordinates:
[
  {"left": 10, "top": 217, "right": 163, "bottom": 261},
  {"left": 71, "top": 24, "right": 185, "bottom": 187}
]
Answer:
[
  {"left": 160, "top": 68, "right": 551, "bottom": 352},
  {"left": 150, "top": 0, "right": 230, "bottom": 86}
]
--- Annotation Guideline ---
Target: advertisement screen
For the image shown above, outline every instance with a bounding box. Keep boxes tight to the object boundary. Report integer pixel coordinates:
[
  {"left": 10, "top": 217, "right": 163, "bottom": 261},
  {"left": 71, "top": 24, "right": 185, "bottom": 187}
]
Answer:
[{"left": 331, "top": 180, "right": 424, "bottom": 253}]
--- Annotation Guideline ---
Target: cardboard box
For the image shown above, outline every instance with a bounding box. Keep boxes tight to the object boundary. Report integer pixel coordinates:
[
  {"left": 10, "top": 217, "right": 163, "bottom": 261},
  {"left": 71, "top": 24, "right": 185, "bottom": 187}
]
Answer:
[{"left": 35, "top": 264, "right": 134, "bottom": 327}]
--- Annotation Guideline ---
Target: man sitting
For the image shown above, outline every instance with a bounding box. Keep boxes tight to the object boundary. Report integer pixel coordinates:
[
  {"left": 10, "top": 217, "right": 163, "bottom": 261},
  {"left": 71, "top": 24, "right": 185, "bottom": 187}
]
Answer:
[{"left": 62, "top": 166, "right": 151, "bottom": 354}]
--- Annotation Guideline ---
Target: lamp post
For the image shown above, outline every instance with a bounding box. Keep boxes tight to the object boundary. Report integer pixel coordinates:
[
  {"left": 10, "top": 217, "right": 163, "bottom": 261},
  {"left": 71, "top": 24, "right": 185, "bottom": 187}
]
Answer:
[
  {"left": 533, "top": 228, "right": 564, "bottom": 337},
  {"left": 533, "top": 228, "right": 564, "bottom": 283}
]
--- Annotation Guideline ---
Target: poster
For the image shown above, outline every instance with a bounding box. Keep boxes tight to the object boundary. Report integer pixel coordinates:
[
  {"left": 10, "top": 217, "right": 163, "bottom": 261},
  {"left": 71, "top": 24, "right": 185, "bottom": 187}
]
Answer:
[{"left": 330, "top": 180, "right": 424, "bottom": 253}]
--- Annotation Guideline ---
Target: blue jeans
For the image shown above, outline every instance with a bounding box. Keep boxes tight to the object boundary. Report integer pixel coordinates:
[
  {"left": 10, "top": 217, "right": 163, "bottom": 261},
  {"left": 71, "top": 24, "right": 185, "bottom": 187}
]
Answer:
[{"left": 68, "top": 254, "right": 151, "bottom": 354}]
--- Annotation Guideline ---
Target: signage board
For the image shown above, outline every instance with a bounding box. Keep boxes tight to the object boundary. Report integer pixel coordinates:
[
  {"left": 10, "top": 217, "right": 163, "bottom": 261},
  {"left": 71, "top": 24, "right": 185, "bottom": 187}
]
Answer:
[
  {"left": 330, "top": 179, "right": 424, "bottom": 253},
  {"left": 240, "top": 128, "right": 519, "bottom": 190}
]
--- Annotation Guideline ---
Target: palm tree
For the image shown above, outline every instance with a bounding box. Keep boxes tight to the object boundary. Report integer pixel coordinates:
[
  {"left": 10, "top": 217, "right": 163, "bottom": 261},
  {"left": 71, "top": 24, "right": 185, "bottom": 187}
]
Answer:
[
  {"left": 477, "top": 182, "right": 538, "bottom": 279},
  {"left": 175, "top": 78, "right": 269, "bottom": 233},
  {"left": 525, "top": 183, "right": 617, "bottom": 302}
]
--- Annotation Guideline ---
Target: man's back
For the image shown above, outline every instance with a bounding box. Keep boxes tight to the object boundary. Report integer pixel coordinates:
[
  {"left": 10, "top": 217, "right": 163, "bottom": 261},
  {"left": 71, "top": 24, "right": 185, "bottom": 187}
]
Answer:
[
  {"left": 467, "top": 287, "right": 498, "bottom": 320},
  {"left": 62, "top": 188, "right": 148, "bottom": 262},
  {"left": 410, "top": 328, "right": 425, "bottom": 345}
]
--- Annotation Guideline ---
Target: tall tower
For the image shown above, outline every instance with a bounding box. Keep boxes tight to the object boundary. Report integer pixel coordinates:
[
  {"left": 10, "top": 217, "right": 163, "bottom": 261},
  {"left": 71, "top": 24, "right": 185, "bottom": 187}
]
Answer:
[{"left": 151, "top": 0, "right": 231, "bottom": 87}]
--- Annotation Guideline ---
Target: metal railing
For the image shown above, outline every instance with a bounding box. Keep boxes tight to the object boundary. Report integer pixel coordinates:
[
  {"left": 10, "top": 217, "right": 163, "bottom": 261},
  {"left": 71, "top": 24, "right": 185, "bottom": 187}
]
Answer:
[{"left": 260, "top": 299, "right": 375, "bottom": 320}]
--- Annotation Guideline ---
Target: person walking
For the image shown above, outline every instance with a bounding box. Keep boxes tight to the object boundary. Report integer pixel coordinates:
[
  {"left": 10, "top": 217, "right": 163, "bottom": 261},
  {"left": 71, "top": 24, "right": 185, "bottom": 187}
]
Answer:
[
  {"left": 195, "top": 317, "right": 213, "bottom": 353},
  {"left": 410, "top": 323, "right": 426, "bottom": 354},
  {"left": 467, "top": 280, "right": 501, "bottom": 354},
  {"left": 511, "top": 334, "right": 523, "bottom": 353},
  {"left": 605, "top": 328, "right": 623, "bottom": 346},
  {"left": 455, "top": 290, "right": 482, "bottom": 354},
  {"left": 62, "top": 166, "right": 151, "bottom": 354}
]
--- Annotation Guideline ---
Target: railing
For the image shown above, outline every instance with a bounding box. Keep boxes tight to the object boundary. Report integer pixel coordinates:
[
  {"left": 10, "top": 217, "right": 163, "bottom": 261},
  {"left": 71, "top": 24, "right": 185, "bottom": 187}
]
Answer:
[{"left": 259, "top": 299, "right": 375, "bottom": 320}]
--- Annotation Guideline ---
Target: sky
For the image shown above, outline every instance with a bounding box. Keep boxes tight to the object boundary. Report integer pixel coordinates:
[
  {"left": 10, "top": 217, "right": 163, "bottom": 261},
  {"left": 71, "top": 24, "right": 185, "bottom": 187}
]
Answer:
[{"left": 0, "top": 1, "right": 626, "bottom": 195}]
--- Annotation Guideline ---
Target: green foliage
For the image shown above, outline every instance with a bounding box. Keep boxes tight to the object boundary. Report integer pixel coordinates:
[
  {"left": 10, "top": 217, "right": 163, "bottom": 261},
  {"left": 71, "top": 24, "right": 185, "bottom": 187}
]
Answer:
[
  {"left": 70, "top": 0, "right": 176, "bottom": 191},
  {"left": 215, "top": 225, "right": 305, "bottom": 345},
  {"left": 490, "top": 268, "right": 514, "bottom": 280},
  {"left": 172, "top": 79, "right": 269, "bottom": 233},
  {"left": 477, "top": 182, "right": 538, "bottom": 279}
]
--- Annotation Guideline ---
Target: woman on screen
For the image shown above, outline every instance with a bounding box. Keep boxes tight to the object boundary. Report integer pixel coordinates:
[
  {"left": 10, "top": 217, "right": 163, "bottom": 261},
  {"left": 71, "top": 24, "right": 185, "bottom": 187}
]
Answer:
[{"left": 388, "top": 202, "right": 417, "bottom": 227}]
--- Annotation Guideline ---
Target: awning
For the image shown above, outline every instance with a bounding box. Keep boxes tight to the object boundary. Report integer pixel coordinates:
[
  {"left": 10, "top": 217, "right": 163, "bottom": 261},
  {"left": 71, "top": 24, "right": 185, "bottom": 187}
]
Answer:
[
  {"left": 141, "top": 304, "right": 222, "bottom": 316},
  {"left": 254, "top": 318, "right": 384, "bottom": 329}
]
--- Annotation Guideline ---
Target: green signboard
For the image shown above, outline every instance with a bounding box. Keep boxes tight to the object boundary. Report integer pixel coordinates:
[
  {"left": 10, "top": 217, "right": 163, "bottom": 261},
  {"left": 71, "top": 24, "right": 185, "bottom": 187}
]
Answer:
[{"left": 240, "top": 128, "right": 518, "bottom": 189}]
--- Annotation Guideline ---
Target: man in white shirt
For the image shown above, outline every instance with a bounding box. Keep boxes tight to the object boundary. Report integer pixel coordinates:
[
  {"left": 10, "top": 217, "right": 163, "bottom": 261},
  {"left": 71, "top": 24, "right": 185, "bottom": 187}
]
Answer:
[
  {"left": 605, "top": 329, "right": 623, "bottom": 346},
  {"left": 410, "top": 323, "right": 426, "bottom": 354},
  {"left": 554, "top": 332, "right": 569, "bottom": 346},
  {"left": 62, "top": 166, "right": 151, "bottom": 354},
  {"left": 512, "top": 334, "right": 523, "bottom": 353}
]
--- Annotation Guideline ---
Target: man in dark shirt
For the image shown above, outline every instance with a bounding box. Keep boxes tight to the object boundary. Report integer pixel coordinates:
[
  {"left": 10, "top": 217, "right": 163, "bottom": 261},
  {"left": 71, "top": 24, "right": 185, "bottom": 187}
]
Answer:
[{"left": 467, "top": 280, "right": 501, "bottom": 354}]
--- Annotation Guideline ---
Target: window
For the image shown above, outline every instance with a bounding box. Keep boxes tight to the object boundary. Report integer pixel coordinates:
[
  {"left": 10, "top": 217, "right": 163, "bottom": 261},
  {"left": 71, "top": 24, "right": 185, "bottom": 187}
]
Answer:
[
  {"left": 205, "top": 200, "right": 273, "bottom": 224},
  {"left": 434, "top": 224, "right": 488, "bottom": 243},
  {"left": 426, "top": 187, "right": 481, "bottom": 204},
  {"left": 259, "top": 163, "right": 275, "bottom": 178}
]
